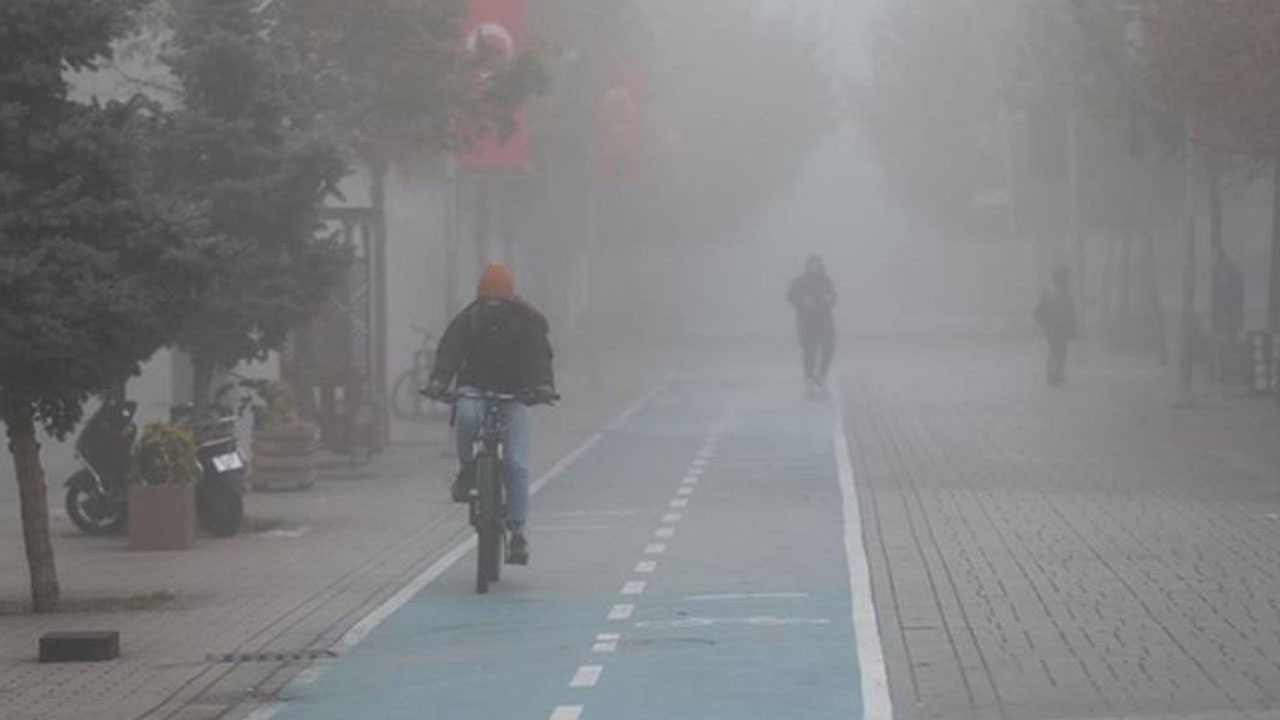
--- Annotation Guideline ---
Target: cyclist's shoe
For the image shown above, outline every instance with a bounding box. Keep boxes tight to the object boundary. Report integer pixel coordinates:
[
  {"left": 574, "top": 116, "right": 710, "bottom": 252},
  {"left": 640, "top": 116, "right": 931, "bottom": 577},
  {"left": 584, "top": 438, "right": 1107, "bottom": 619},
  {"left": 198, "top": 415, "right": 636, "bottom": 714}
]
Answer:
[
  {"left": 507, "top": 532, "right": 529, "bottom": 566},
  {"left": 451, "top": 463, "right": 476, "bottom": 503}
]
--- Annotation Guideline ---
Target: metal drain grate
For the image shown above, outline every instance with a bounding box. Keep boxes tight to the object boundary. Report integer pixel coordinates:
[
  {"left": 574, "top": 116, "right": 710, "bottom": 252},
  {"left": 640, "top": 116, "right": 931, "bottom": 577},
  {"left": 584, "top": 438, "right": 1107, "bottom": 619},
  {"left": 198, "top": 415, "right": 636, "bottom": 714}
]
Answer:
[{"left": 207, "top": 649, "right": 337, "bottom": 664}]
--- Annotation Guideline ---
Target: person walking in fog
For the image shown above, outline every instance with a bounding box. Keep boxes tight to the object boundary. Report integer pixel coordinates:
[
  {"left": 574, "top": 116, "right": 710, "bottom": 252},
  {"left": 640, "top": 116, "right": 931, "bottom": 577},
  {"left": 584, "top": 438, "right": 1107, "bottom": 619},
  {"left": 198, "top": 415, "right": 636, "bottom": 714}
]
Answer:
[
  {"left": 1035, "top": 266, "right": 1077, "bottom": 387},
  {"left": 787, "top": 255, "right": 837, "bottom": 394}
]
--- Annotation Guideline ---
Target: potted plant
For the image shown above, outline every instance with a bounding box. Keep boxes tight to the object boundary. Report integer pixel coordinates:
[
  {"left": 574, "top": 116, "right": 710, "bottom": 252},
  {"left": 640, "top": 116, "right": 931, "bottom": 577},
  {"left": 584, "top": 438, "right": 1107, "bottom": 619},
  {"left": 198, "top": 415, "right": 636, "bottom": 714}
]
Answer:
[
  {"left": 249, "top": 381, "right": 319, "bottom": 491},
  {"left": 129, "top": 423, "right": 200, "bottom": 551}
]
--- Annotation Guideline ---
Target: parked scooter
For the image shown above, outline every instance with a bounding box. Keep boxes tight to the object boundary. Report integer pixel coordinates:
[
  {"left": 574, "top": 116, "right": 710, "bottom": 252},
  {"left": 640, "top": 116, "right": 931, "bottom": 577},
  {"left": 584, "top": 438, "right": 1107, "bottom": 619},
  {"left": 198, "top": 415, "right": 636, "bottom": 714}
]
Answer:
[
  {"left": 64, "top": 398, "right": 136, "bottom": 536},
  {"left": 65, "top": 393, "right": 248, "bottom": 538},
  {"left": 170, "top": 400, "right": 247, "bottom": 538}
]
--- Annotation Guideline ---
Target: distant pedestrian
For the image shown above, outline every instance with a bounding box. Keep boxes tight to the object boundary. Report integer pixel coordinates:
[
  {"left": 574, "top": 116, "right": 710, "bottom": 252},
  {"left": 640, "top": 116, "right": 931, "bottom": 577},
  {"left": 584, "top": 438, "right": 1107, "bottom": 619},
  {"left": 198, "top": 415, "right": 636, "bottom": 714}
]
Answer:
[
  {"left": 787, "top": 255, "right": 837, "bottom": 394},
  {"left": 1035, "top": 266, "right": 1077, "bottom": 387}
]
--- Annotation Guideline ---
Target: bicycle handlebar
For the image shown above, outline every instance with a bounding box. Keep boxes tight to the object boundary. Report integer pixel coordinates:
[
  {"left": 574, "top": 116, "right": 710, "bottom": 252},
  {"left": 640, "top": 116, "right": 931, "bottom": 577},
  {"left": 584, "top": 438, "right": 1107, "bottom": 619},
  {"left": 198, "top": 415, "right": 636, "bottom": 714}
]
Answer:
[{"left": 420, "top": 387, "right": 559, "bottom": 407}]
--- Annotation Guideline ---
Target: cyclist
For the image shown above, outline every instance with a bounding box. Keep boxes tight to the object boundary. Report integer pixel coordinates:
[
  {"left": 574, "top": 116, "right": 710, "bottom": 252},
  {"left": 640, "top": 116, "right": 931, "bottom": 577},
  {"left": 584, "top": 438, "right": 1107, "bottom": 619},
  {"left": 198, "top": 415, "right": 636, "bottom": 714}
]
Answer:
[
  {"left": 787, "top": 254, "right": 837, "bottom": 393},
  {"left": 423, "top": 262, "right": 556, "bottom": 565}
]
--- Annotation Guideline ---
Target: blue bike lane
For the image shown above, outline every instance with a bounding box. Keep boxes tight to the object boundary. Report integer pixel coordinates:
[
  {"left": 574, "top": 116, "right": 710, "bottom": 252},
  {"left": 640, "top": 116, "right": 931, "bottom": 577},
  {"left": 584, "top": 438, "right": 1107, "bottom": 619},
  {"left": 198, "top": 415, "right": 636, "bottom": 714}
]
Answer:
[{"left": 258, "top": 365, "right": 888, "bottom": 720}]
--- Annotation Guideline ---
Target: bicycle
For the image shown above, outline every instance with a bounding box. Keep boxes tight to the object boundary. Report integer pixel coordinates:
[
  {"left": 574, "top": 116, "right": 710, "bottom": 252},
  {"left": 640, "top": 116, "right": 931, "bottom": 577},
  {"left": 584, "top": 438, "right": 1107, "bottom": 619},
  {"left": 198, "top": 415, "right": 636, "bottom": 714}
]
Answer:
[
  {"left": 428, "top": 387, "right": 557, "bottom": 593},
  {"left": 391, "top": 326, "right": 444, "bottom": 422}
]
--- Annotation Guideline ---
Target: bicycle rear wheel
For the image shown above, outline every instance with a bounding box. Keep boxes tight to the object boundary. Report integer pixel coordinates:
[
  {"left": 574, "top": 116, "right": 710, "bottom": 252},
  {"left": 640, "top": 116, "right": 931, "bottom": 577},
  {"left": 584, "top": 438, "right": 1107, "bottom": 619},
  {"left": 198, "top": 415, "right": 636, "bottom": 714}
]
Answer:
[{"left": 475, "top": 455, "right": 502, "bottom": 593}]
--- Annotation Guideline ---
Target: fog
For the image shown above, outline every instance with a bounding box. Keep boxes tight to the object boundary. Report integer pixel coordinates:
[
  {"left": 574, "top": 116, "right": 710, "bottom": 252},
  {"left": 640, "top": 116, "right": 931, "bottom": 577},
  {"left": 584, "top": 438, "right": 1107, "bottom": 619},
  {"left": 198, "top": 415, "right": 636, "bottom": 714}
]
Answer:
[{"left": 11, "top": 2, "right": 1280, "bottom": 718}]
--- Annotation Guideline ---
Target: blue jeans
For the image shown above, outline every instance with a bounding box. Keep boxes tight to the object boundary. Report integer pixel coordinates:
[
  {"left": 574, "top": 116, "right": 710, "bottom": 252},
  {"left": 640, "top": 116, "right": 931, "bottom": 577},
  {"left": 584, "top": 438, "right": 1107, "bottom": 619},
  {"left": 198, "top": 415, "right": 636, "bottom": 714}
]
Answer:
[{"left": 455, "top": 388, "right": 531, "bottom": 531}]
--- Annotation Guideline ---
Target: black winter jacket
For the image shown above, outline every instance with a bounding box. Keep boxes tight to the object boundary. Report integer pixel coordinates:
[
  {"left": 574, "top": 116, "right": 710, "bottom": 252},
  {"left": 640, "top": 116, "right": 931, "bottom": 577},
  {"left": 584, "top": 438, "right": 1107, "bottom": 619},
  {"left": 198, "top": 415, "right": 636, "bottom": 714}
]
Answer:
[{"left": 429, "top": 299, "right": 555, "bottom": 393}]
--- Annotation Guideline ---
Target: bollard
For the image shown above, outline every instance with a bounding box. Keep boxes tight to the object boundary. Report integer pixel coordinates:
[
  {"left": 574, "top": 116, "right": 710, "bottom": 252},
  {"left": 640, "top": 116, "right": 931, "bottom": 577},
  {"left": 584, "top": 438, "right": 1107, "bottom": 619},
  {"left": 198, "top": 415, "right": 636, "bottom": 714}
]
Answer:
[{"left": 39, "top": 631, "right": 120, "bottom": 663}]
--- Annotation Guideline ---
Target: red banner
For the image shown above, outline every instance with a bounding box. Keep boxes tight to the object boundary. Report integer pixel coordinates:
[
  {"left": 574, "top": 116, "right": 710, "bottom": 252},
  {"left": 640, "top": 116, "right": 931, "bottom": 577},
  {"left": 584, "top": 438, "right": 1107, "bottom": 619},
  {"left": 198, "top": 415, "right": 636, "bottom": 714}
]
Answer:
[{"left": 459, "top": 0, "right": 529, "bottom": 171}]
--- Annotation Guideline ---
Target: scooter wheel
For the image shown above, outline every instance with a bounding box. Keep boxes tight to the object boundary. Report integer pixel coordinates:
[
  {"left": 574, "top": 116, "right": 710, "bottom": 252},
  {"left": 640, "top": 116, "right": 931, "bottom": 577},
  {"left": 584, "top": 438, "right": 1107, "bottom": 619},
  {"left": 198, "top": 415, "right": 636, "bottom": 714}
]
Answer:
[
  {"left": 197, "top": 480, "right": 244, "bottom": 538},
  {"left": 65, "top": 473, "right": 126, "bottom": 536}
]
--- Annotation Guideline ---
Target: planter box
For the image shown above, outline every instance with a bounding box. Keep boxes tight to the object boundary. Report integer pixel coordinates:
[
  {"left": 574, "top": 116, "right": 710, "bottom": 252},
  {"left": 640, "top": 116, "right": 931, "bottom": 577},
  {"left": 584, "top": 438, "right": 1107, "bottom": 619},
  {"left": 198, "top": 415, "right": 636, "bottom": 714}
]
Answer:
[
  {"left": 129, "top": 483, "right": 195, "bottom": 551},
  {"left": 251, "top": 424, "right": 319, "bottom": 492}
]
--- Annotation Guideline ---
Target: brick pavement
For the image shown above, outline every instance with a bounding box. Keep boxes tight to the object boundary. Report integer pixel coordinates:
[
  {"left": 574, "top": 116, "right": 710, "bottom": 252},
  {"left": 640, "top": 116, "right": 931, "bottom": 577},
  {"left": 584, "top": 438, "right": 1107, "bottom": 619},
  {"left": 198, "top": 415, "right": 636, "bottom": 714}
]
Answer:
[
  {"left": 0, "top": 349, "right": 664, "bottom": 720},
  {"left": 843, "top": 339, "right": 1280, "bottom": 720}
]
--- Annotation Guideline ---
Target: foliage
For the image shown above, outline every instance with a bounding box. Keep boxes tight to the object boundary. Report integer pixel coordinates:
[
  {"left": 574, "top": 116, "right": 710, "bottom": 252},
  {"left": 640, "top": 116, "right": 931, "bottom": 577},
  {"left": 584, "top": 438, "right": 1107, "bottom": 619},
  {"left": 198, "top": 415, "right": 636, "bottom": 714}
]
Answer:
[
  {"left": 857, "top": 0, "right": 1012, "bottom": 237},
  {"left": 1136, "top": 1, "right": 1280, "bottom": 158},
  {"left": 131, "top": 423, "right": 200, "bottom": 486},
  {"left": 0, "top": 2, "right": 201, "bottom": 439},
  {"left": 0, "top": 0, "right": 200, "bottom": 611},
  {"left": 245, "top": 380, "right": 300, "bottom": 431},
  {"left": 159, "top": 0, "right": 348, "bottom": 393},
  {"left": 273, "top": 0, "right": 548, "bottom": 172}
]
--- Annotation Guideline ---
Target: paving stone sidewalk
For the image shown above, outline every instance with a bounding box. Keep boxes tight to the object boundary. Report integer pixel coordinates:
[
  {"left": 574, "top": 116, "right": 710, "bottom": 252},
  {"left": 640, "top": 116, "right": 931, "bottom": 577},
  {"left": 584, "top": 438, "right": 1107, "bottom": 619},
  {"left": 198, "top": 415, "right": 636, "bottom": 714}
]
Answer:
[
  {"left": 0, "top": 350, "right": 663, "bottom": 720},
  {"left": 844, "top": 339, "right": 1280, "bottom": 720}
]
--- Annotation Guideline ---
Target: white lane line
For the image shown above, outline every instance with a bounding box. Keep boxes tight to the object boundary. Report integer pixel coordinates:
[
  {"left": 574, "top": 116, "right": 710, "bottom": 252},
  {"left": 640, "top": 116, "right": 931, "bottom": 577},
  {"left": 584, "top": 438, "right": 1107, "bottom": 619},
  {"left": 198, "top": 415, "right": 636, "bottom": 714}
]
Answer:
[
  {"left": 592, "top": 633, "right": 620, "bottom": 653},
  {"left": 242, "top": 382, "right": 666, "bottom": 720},
  {"left": 654, "top": 526, "right": 676, "bottom": 538},
  {"left": 669, "top": 498, "right": 689, "bottom": 508},
  {"left": 691, "top": 457, "right": 709, "bottom": 468},
  {"left": 676, "top": 486, "right": 694, "bottom": 496},
  {"left": 621, "top": 580, "right": 647, "bottom": 595},
  {"left": 634, "top": 560, "right": 658, "bottom": 574},
  {"left": 834, "top": 384, "right": 893, "bottom": 720},
  {"left": 681, "top": 475, "right": 700, "bottom": 485},
  {"left": 607, "top": 604, "right": 634, "bottom": 620},
  {"left": 686, "top": 465, "right": 705, "bottom": 476},
  {"left": 684, "top": 592, "right": 810, "bottom": 602},
  {"left": 569, "top": 665, "right": 604, "bottom": 688},
  {"left": 550, "top": 706, "right": 583, "bottom": 720},
  {"left": 661, "top": 512, "right": 682, "bottom": 523},
  {"left": 644, "top": 543, "right": 666, "bottom": 555}
]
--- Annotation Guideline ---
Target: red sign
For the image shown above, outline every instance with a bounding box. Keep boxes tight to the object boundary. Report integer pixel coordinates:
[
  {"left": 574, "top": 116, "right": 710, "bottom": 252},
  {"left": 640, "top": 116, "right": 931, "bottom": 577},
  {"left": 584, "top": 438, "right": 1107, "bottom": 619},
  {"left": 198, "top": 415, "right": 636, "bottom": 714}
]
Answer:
[{"left": 459, "top": 0, "right": 529, "bottom": 171}]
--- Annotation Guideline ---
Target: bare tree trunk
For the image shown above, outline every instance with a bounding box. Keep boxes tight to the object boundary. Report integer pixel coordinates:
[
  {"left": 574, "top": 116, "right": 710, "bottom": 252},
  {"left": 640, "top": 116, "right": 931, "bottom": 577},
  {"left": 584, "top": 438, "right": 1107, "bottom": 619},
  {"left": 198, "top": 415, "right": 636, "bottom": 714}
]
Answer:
[
  {"left": 474, "top": 174, "right": 491, "bottom": 270},
  {"left": 1178, "top": 130, "right": 1199, "bottom": 405},
  {"left": 367, "top": 155, "right": 391, "bottom": 448},
  {"left": 5, "top": 401, "right": 60, "bottom": 613},
  {"left": 192, "top": 356, "right": 215, "bottom": 406},
  {"left": 1269, "top": 158, "right": 1280, "bottom": 331},
  {"left": 1119, "top": 234, "right": 1134, "bottom": 350},
  {"left": 1208, "top": 153, "right": 1224, "bottom": 254},
  {"left": 1141, "top": 230, "right": 1168, "bottom": 364}
]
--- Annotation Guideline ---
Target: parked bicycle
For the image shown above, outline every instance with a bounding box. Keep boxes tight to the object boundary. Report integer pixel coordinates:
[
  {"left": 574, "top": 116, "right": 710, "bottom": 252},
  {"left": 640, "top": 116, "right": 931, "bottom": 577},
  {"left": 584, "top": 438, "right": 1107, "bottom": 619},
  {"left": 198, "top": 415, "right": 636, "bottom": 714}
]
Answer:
[{"left": 392, "top": 326, "right": 445, "bottom": 422}]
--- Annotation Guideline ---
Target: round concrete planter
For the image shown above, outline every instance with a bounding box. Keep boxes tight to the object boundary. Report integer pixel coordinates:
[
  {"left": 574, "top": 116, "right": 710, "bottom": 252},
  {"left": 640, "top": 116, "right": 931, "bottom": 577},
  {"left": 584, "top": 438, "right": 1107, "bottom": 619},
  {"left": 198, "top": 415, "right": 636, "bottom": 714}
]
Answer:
[
  {"left": 128, "top": 483, "right": 196, "bottom": 551},
  {"left": 251, "top": 424, "right": 319, "bottom": 492}
]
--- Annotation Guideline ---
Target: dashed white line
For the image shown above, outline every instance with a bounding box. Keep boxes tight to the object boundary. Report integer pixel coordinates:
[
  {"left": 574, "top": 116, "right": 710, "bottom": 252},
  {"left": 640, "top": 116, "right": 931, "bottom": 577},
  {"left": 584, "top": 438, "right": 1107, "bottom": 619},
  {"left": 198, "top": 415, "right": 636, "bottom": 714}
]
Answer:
[
  {"left": 644, "top": 543, "right": 667, "bottom": 555},
  {"left": 669, "top": 498, "right": 689, "bottom": 508},
  {"left": 550, "top": 706, "right": 583, "bottom": 720},
  {"left": 634, "top": 560, "right": 658, "bottom": 574},
  {"left": 621, "top": 580, "right": 647, "bottom": 595},
  {"left": 686, "top": 465, "right": 705, "bottom": 477},
  {"left": 570, "top": 665, "right": 604, "bottom": 688},
  {"left": 654, "top": 526, "right": 676, "bottom": 538},
  {"left": 691, "top": 457, "right": 709, "bottom": 468},
  {"left": 607, "top": 603, "right": 634, "bottom": 620},
  {"left": 662, "top": 512, "right": 683, "bottom": 523},
  {"left": 682, "top": 475, "right": 700, "bottom": 485},
  {"left": 592, "top": 633, "right": 620, "bottom": 653},
  {"left": 676, "top": 486, "right": 694, "bottom": 496}
]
